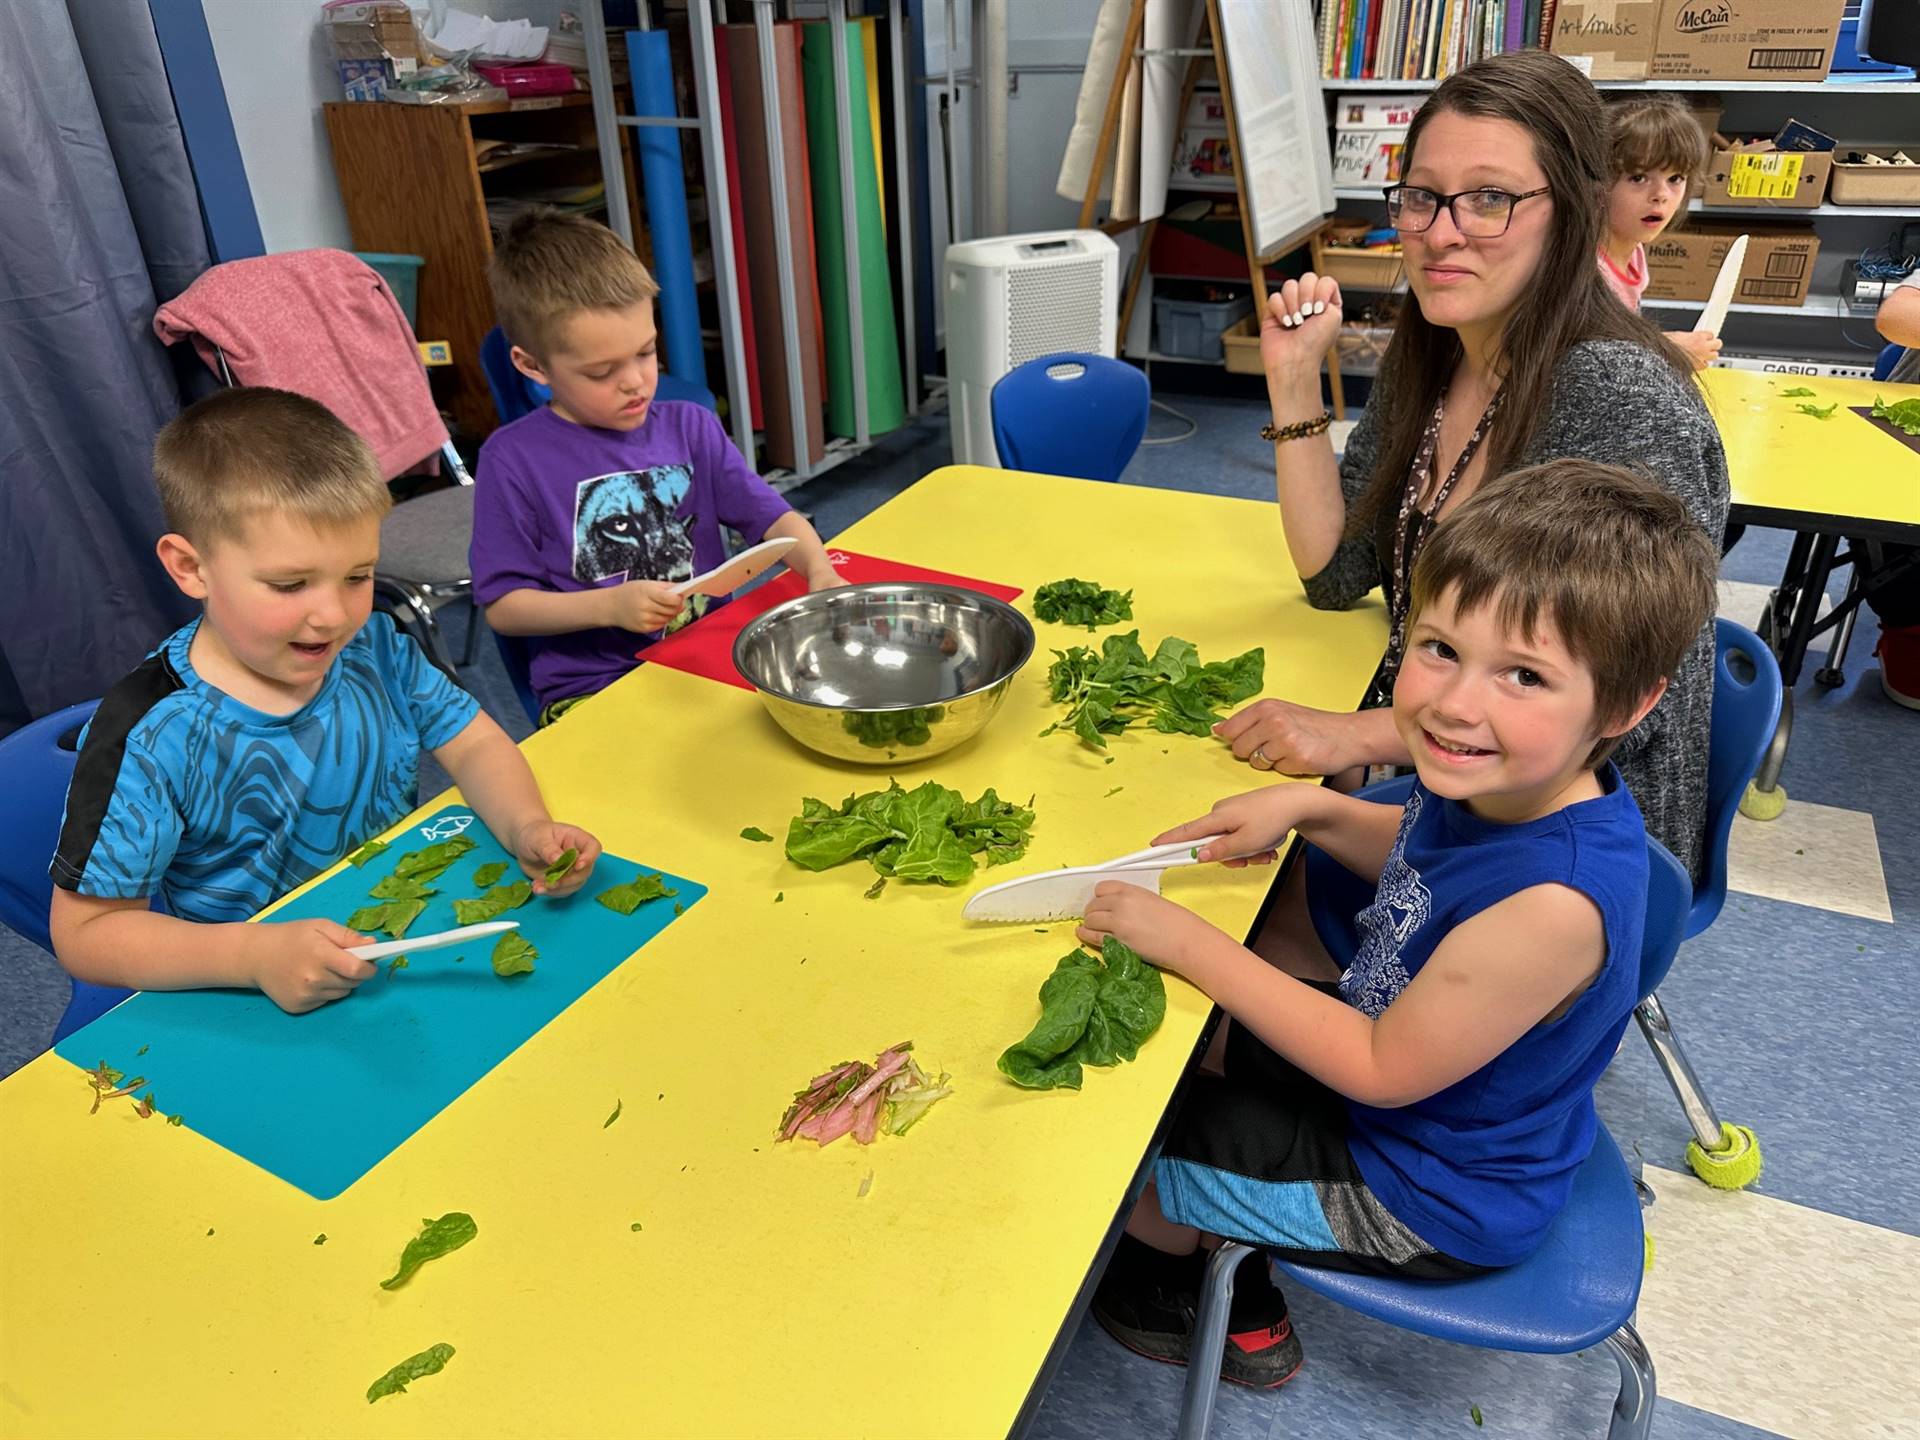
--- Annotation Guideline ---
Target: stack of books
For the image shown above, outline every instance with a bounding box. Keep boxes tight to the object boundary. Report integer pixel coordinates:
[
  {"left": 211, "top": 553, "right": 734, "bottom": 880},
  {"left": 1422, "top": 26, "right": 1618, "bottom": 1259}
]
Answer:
[{"left": 1318, "top": 0, "right": 1558, "bottom": 82}]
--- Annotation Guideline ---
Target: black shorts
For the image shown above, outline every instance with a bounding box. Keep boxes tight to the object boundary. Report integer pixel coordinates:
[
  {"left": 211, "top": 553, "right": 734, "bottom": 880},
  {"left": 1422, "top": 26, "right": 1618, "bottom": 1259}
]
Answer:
[{"left": 1155, "top": 1010, "right": 1488, "bottom": 1281}]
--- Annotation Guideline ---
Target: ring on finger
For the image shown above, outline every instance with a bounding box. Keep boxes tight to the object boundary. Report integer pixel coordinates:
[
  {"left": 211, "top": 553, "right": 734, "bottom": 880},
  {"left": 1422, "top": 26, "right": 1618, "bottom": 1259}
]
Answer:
[{"left": 1251, "top": 744, "right": 1271, "bottom": 769}]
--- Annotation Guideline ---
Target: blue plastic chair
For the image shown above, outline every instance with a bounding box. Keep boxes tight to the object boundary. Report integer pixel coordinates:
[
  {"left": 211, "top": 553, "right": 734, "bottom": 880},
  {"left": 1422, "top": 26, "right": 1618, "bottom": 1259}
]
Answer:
[
  {"left": 1178, "top": 772, "right": 1689, "bottom": 1440},
  {"left": 0, "top": 701, "right": 134, "bottom": 1045},
  {"left": 1872, "top": 341, "right": 1907, "bottom": 382},
  {"left": 479, "top": 325, "right": 718, "bottom": 425},
  {"left": 990, "top": 352, "right": 1150, "bottom": 482}
]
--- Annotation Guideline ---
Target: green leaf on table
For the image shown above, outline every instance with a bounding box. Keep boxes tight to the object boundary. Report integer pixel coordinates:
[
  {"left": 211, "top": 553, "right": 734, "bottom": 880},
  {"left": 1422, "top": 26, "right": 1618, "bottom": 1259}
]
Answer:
[
  {"left": 347, "top": 899, "right": 427, "bottom": 940},
  {"left": 378, "top": 1213, "right": 477, "bottom": 1291},
  {"left": 1780, "top": 386, "right": 1817, "bottom": 397},
  {"left": 543, "top": 847, "right": 579, "bottom": 886},
  {"left": 997, "top": 938, "right": 1167, "bottom": 1090},
  {"left": 452, "top": 880, "right": 533, "bottom": 926},
  {"left": 864, "top": 876, "right": 887, "bottom": 900},
  {"left": 314, "top": 1234, "right": 327, "bottom": 1246},
  {"left": 471, "top": 861, "right": 509, "bottom": 888},
  {"left": 393, "top": 836, "right": 478, "bottom": 882},
  {"left": 1033, "top": 577, "right": 1135, "bottom": 630},
  {"left": 386, "top": 956, "right": 409, "bottom": 976},
  {"left": 366, "top": 1342, "right": 456, "bottom": 1404},
  {"left": 775, "top": 891, "right": 785, "bottom": 903},
  {"left": 1043, "top": 630, "right": 1263, "bottom": 753},
  {"left": 784, "top": 781, "right": 1035, "bottom": 888},
  {"left": 630, "top": 1222, "right": 644, "bottom": 1232},
  {"left": 1872, "top": 394, "right": 1920, "bottom": 436},
  {"left": 1796, "top": 402, "right": 1838, "bottom": 420},
  {"left": 603, "top": 1099, "right": 622, "bottom": 1128},
  {"left": 369, "top": 874, "right": 436, "bottom": 902},
  {"left": 597, "top": 873, "right": 678, "bottom": 915},
  {"left": 345, "top": 838, "right": 389, "bottom": 867},
  {"left": 491, "top": 932, "right": 538, "bottom": 977},
  {"left": 166, "top": 1113, "right": 184, "bottom": 1126},
  {"left": 1105, "top": 786, "right": 1124, "bottom": 798},
  {"left": 740, "top": 826, "right": 774, "bottom": 843}
]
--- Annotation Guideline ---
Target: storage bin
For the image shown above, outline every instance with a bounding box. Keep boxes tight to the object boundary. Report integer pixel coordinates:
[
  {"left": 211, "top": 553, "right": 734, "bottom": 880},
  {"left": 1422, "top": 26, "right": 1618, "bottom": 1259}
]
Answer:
[
  {"left": 1154, "top": 292, "right": 1253, "bottom": 363},
  {"left": 353, "top": 252, "right": 425, "bottom": 327},
  {"left": 1829, "top": 152, "right": 1920, "bottom": 206}
]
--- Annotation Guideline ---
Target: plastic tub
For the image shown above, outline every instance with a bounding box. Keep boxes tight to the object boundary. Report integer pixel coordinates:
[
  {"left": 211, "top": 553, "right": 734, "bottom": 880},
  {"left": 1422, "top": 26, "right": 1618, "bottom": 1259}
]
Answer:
[
  {"left": 1154, "top": 293, "right": 1254, "bottom": 363},
  {"left": 353, "top": 251, "right": 425, "bottom": 327}
]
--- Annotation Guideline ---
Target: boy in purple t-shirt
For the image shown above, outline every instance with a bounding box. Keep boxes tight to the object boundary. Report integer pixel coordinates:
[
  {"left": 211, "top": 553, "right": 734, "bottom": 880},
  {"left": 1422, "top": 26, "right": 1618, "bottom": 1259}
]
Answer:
[{"left": 472, "top": 210, "right": 842, "bottom": 721}]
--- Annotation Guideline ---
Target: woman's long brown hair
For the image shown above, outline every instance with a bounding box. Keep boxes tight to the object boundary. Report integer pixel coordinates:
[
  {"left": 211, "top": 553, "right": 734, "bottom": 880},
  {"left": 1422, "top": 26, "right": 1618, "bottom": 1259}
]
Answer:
[{"left": 1352, "top": 50, "right": 1693, "bottom": 538}]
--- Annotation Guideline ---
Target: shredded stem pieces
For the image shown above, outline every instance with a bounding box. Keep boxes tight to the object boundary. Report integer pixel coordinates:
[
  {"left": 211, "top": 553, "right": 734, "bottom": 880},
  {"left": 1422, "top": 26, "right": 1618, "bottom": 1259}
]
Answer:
[{"left": 777, "top": 1042, "right": 953, "bottom": 1147}]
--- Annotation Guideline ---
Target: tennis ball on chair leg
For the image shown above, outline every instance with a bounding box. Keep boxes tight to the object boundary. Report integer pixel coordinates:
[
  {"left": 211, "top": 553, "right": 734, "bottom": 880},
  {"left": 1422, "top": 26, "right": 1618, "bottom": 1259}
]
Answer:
[
  {"left": 1739, "top": 781, "right": 1787, "bottom": 821},
  {"left": 1686, "top": 1123, "right": 1763, "bottom": 1190}
]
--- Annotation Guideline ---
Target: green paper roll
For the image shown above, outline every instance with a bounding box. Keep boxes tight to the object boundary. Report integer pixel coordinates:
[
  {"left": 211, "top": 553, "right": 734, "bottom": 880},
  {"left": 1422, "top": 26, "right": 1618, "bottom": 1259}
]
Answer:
[{"left": 801, "top": 21, "right": 905, "bottom": 439}]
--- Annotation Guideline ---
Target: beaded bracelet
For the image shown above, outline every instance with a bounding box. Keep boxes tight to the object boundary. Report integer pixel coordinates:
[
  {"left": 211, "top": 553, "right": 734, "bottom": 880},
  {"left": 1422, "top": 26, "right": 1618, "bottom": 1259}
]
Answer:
[{"left": 1260, "top": 411, "right": 1333, "bottom": 444}]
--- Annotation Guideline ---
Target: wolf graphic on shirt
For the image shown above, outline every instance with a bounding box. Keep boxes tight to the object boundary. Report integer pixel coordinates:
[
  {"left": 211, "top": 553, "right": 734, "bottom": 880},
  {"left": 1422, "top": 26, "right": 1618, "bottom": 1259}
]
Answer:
[
  {"left": 571, "top": 466, "right": 708, "bottom": 633},
  {"left": 1340, "top": 791, "right": 1431, "bottom": 1018}
]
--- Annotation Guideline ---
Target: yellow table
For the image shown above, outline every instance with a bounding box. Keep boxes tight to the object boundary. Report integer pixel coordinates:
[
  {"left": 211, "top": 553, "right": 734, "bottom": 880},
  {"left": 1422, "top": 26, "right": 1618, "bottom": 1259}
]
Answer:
[
  {"left": 1699, "top": 369, "right": 1920, "bottom": 794},
  {"left": 0, "top": 467, "right": 1386, "bottom": 1438}
]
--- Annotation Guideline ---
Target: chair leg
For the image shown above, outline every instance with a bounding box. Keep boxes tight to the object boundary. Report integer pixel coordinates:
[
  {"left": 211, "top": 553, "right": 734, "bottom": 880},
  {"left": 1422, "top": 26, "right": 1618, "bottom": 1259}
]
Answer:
[
  {"left": 1634, "top": 993, "right": 1723, "bottom": 1153},
  {"left": 1175, "top": 1241, "right": 1252, "bottom": 1440},
  {"left": 375, "top": 579, "right": 458, "bottom": 681},
  {"left": 1602, "top": 1323, "right": 1657, "bottom": 1440},
  {"left": 460, "top": 598, "right": 483, "bottom": 667}
]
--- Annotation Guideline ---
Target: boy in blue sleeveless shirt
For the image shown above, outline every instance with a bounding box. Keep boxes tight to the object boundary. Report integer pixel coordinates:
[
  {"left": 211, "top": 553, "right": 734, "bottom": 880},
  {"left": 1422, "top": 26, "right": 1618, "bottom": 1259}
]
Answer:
[
  {"left": 1080, "top": 461, "right": 1719, "bottom": 1389},
  {"left": 51, "top": 388, "right": 600, "bottom": 1015}
]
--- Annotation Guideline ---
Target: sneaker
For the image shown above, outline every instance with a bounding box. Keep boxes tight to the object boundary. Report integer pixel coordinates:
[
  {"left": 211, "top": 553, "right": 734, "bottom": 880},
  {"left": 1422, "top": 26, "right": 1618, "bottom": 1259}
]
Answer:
[{"left": 1091, "top": 1246, "right": 1304, "bottom": 1390}]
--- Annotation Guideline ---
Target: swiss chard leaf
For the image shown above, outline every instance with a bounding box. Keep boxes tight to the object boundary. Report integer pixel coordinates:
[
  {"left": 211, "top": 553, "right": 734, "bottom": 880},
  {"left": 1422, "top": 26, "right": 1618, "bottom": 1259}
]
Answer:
[
  {"left": 471, "top": 861, "right": 509, "bottom": 888},
  {"left": 368, "top": 874, "right": 436, "bottom": 902},
  {"left": 345, "top": 838, "right": 389, "bottom": 867},
  {"left": 490, "top": 932, "right": 538, "bottom": 977},
  {"left": 597, "top": 873, "right": 678, "bottom": 915},
  {"left": 998, "top": 938, "right": 1167, "bottom": 1090},
  {"left": 452, "top": 880, "right": 533, "bottom": 927},
  {"left": 1872, "top": 394, "right": 1920, "bottom": 436},
  {"left": 740, "top": 826, "right": 774, "bottom": 843},
  {"left": 346, "top": 899, "right": 427, "bottom": 940},
  {"left": 378, "top": 1213, "right": 477, "bottom": 1290},
  {"left": 1780, "top": 386, "right": 1817, "bottom": 397},
  {"left": 1796, "top": 402, "right": 1838, "bottom": 420},
  {"left": 543, "top": 848, "right": 579, "bottom": 886},
  {"left": 1033, "top": 577, "right": 1134, "bottom": 630},
  {"left": 366, "top": 1342, "right": 456, "bottom": 1403},
  {"left": 784, "top": 781, "right": 1035, "bottom": 886},
  {"left": 393, "top": 837, "right": 478, "bottom": 882}
]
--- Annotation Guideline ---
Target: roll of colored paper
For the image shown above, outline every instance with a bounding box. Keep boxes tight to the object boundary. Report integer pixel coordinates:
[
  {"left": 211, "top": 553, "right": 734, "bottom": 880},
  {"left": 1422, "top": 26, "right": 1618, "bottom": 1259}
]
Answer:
[
  {"left": 627, "top": 29, "right": 707, "bottom": 390},
  {"left": 801, "top": 20, "right": 905, "bottom": 439}
]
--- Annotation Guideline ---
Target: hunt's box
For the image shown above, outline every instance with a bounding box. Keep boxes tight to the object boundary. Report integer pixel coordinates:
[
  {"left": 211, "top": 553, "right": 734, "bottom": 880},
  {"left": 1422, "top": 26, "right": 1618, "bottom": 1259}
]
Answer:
[{"left": 1643, "top": 226, "right": 1820, "bottom": 306}]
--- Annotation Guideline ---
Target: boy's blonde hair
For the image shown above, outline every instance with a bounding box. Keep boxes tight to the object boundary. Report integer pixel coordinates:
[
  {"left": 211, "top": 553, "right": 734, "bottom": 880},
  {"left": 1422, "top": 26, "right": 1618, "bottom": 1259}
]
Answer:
[
  {"left": 154, "top": 387, "right": 390, "bottom": 547},
  {"left": 1408, "top": 460, "right": 1718, "bottom": 767},
  {"left": 489, "top": 208, "right": 660, "bottom": 361},
  {"left": 1606, "top": 94, "right": 1710, "bottom": 205}
]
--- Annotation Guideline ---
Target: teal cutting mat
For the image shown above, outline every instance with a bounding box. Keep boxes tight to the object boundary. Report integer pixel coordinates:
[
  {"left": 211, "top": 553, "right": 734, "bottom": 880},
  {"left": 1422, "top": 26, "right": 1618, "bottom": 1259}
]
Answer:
[{"left": 54, "top": 806, "right": 705, "bottom": 1199}]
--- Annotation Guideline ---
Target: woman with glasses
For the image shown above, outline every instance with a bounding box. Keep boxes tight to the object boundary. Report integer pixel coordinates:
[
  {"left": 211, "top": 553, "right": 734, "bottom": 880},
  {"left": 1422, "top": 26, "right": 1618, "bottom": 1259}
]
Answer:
[{"left": 1221, "top": 48, "right": 1728, "bottom": 882}]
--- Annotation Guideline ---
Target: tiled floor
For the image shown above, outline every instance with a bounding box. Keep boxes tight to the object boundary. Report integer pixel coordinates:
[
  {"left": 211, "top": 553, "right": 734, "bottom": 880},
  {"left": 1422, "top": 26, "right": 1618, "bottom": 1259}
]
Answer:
[{"left": 3, "top": 387, "right": 1912, "bottom": 1439}]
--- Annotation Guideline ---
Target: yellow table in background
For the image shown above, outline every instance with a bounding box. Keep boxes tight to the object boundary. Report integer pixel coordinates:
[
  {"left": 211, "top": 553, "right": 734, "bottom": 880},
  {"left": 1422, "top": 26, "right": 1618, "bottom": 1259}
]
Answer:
[
  {"left": 1699, "top": 368, "right": 1920, "bottom": 796},
  {"left": 0, "top": 468, "right": 1386, "bottom": 1438}
]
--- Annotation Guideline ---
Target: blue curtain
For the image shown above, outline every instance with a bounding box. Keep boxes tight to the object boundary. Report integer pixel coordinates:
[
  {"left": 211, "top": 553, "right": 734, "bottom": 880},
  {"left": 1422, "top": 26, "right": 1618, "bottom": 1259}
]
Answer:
[{"left": 0, "top": 0, "right": 209, "bottom": 734}]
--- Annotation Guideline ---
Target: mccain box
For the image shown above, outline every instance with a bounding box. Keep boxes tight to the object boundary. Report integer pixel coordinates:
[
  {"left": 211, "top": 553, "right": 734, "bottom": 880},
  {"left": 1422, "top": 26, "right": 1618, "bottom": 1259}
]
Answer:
[
  {"left": 1549, "top": 0, "right": 1663, "bottom": 80},
  {"left": 1643, "top": 225, "right": 1820, "bottom": 307},
  {"left": 1651, "top": 0, "right": 1846, "bottom": 82}
]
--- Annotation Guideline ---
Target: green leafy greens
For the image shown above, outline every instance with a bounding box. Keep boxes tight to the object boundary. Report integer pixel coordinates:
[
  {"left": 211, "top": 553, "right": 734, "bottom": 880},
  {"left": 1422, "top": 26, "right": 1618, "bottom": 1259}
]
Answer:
[
  {"left": 491, "top": 932, "right": 538, "bottom": 977},
  {"left": 597, "top": 873, "right": 678, "bottom": 915},
  {"left": 1796, "top": 402, "right": 1838, "bottom": 420},
  {"left": 393, "top": 837, "right": 478, "bottom": 882},
  {"left": 784, "top": 780, "right": 1036, "bottom": 886},
  {"left": 543, "top": 848, "right": 579, "bottom": 886},
  {"left": 1042, "top": 630, "right": 1264, "bottom": 751},
  {"left": 471, "top": 861, "right": 509, "bottom": 888},
  {"left": 740, "top": 826, "right": 774, "bottom": 843},
  {"left": 1872, "top": 394, "right": 1920, "bottom": 437},
  {"left": 841, "top": 705, "right": 945, "bottom": 750},
  {"left": 345, "top": 838, "right": 389, "bottom": 867},
  {"left": 998, "top": 938, "right": 1167, "bottom": 1090},
  {"left": 378, "top": 1213, "right": 477, "bottom": 1290},
  {"left": 366, "top": 1342, "right": 456, "bottom": 1403},
  {"left": 1780, "top": 386, "right": 1817, "bottom": 398},
  {"left": 347, "top": 899, "right": 427, "bottom": 940},
  {"left": 368, "top": 874, "right": 436, "bottom": 901},
  {"left": 1033, "top": 577, "right": 1134, "bottom": 630},
  {"left": 451, "top": 879, "right": 533, "bottom": 927}
]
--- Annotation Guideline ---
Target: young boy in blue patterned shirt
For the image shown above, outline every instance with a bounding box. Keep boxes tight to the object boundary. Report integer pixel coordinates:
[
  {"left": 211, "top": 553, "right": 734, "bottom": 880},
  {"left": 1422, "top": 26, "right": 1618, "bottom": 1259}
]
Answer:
[{"left": 50, "top": 387, "right": 600, "bottom": 1014}]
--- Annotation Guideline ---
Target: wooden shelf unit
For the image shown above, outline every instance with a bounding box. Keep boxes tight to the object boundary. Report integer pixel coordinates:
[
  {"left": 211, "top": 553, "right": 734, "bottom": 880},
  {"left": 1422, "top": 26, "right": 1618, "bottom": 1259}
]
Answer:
[{"left": 324, "top": 94, "right": 643, "bottom": 440}]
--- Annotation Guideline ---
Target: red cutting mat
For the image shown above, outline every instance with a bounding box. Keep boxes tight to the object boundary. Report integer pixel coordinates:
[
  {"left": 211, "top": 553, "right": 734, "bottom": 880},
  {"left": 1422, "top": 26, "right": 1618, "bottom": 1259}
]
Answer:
[{"left": 641, "top": 549, "right": 1024, "bottom": 690}]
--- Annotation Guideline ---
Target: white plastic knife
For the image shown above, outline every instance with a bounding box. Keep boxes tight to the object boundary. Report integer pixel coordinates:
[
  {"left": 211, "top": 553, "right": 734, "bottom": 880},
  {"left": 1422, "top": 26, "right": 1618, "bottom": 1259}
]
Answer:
[
  {"left": 1696, "top": 233, "right": 1749, "bottom": 341},
  {"left": 961, "top": 835, "right": 1236, "bottom": 923},
  {"left": 672, "top": 536, "right": 798, "bottom": 599},
  {"left": 348, "top": 920, "right": 518, "bottom": 963}
]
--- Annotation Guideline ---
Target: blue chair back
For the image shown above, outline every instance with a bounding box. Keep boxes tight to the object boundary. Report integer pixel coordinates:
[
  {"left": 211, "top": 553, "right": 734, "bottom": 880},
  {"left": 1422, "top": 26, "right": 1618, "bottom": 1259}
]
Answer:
[
  {"left": 1691, "top": 619, "right": 1783, "bottom": 939},
  {"left": 0, "top": 701, "right": 134, "bottom": 1042},
  {"left": 989, "top": 352, "right": 1150, "bottom": 482},
  {"left": 1872, "top": 342, "right": 1907, "bottom": 383},
  {"left": 481, "top": 325, "right": 720, "bottom": 427}
]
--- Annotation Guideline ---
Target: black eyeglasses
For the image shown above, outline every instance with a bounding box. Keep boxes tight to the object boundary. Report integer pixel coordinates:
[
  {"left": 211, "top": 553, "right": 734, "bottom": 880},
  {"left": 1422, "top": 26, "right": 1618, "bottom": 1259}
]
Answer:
[{"left": 1383, "top": 184, "right": 1552, "bottom": 237}]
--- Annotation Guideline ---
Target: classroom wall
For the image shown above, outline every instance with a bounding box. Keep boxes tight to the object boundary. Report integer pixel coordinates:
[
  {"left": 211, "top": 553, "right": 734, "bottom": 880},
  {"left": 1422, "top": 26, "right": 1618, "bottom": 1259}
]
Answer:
[{"left": 201, "top": 0, "right": 566, "bottom": 255}]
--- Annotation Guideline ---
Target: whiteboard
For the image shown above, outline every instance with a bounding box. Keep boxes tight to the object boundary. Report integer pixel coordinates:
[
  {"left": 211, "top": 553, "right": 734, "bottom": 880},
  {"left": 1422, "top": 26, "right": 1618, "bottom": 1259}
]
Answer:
[{"left": 1215, "top": 0, "right": 1334, "bottom": 258}]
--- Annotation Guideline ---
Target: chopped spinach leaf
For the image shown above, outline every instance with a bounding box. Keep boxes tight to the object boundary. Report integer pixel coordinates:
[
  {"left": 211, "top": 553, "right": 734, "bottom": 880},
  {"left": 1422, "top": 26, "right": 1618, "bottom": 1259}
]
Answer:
[
  {"left": 393, "top": 836, "right": 478, "bottom": 882},
  {"left": 345, "top": 838, "right": 389, "bottom": 867},
  {"left": 369, "top": 874, "right": 436, "bottom": 902},
  {"left": 597, "top": 873, "right": 678, "bottom": 915},
  {"left": 604, "top": 1099, "right": 622, "bottom": 1128},
  {"left": 998, "top": 938, "right": 1167, "bottom": 1090},
  {"left": 740, "top": 826, "right": 775, "bottom": 843},
  {"left": 543, "top": 847, "right": 579, "bottom": 886},
  {"left": 784, "top": 781, "right": 1036, "bottom": 887},
  {"left": 452, "top": 879, "right": 533, "bottom": 926},
  {"left": 347, "top": 899, "right": 427, "bottom": 940},
  {"left": 366, "top": 1342, "right": 456, "bottom": 1403},
  {"left": 1041, "top": 631, "right": 1264, "bottom": 751},
  {"left": 471, "top": 861, "right": 509, "bottom": 888},
  {"left": 1033, "top": 577, "right": 1134, "bottom": 630},
  {"left": 491, "top": 932, "right": 538, "bottom": 977},
  {"left": 378, "top": 1213, "right": 477, "bottom": 1290}
]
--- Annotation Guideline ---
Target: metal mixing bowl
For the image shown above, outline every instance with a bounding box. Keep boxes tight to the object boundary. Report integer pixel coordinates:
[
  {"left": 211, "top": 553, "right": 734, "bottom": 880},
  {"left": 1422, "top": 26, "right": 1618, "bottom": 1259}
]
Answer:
[{"left": 733, "top": 583, "right": 1036, "bottom": 763}]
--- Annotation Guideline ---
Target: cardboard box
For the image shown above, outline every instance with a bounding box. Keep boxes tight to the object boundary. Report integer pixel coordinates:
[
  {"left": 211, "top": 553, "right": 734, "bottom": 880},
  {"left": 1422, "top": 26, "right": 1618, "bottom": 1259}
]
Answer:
[
  {"left": 1643, "top": 226, "right": 1820, "bottom": 306},
  {"left": 1699, "top": 144, "right": 1834, "bottom": 208},
  {"left": 1828, "top": 151, "right": 1920, "bottom": 206},
  {"left": 1651, "top": 0, "right": 1845, "bottom": 82},
  {"left": 1549, "top": 0, "right": 1663, "bottom": 79},
  {"left": 1331, "top": 94, "right": 1422, "bottom": 188}
]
